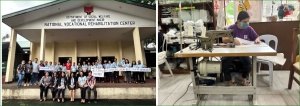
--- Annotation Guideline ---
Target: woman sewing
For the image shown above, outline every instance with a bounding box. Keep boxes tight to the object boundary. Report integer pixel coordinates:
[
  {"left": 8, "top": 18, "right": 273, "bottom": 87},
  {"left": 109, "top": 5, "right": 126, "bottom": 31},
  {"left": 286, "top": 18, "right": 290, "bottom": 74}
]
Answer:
[{"left": 222, "top": 11, "right": 261, "bottom": 86}]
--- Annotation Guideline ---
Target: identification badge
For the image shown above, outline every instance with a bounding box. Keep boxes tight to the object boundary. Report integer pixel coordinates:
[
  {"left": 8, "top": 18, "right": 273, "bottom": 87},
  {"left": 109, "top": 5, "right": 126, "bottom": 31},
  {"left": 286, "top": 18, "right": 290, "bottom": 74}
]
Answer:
[{"left": 244, "top": 35, "right": 248, "bottom": 40}]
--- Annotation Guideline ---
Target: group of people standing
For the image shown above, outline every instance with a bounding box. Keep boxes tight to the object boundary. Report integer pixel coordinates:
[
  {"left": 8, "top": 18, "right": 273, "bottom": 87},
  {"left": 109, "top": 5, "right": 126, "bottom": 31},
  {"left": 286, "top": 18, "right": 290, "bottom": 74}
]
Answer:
[{"left": 16, "top": 57, "right": 147, "bottom": 103}]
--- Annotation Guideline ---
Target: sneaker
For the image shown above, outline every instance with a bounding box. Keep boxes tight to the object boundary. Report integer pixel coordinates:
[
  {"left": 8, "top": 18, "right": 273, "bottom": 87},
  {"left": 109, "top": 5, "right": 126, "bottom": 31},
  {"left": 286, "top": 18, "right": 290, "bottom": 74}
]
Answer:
[
  {"left": 27, "top": 84, "right": 29, "bottom": 86},
  {"left": 30, "top": 83, "right": 33, "bottom": 86},
  {"left": 88, "top": 101, "right": 91, "bottom": 103},
  {"left": 94, "top": 100, "right": 97, "bottom": 103},
  {"left": 24, "top": 84, "right": 27, "bottom": 87}
]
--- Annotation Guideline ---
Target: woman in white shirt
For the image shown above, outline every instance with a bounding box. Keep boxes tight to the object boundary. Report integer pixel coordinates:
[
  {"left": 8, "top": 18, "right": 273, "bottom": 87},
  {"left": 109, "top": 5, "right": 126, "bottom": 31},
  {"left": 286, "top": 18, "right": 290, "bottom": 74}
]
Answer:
[{"left": 78, "top": 71, "right": 88, "bottom": 103}]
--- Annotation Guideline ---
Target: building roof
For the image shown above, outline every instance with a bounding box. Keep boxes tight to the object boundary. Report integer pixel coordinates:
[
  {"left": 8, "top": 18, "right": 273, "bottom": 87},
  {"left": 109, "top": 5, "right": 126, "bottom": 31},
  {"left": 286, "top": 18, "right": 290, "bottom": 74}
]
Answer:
[{"left": 2, "top": 0, "right": 155, "bottom": 28}]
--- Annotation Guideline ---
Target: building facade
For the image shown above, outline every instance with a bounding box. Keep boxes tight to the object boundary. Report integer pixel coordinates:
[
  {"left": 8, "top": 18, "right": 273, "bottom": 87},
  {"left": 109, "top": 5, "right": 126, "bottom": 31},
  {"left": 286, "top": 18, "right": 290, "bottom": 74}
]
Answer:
[{"left": 2, "top": 0, "right": 156, "bottom": 83}]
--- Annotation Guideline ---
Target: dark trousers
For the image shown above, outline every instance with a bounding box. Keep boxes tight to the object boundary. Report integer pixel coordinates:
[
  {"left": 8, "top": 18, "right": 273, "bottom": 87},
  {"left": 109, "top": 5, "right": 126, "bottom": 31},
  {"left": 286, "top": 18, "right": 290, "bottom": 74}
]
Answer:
[
  {"left": 109, "top": 72, "right": 114, "bottom": 82},
  {"left": 80, "top": 87, "right": 87, "bottom": 99},
  {"left": 24, "top": 73, "right": 31, "bottom": 83},
  {"left": 126, "top": 71, "right": 131, "bottom": 83},
  {"left": 58, "top": 88, "right": 65, "bottom": 99},
  {"left": 31, "top": 73, "right": 38, "bottom": 84},
  {"left": 48, "top": 72, "right": 53, "bottom": 77},
  {"left": 83, "top": 72, "right": 88, "bottom": 77},
  {"left": 138, "top": 72, "right": 145, "bottom": 82},
  {"left": 38, "top": 71, "right": 45, "bottom": 81},
  {"left": 114, "top": 71, "right": 120, "bottom": 83},
  {"left": 133, "top": 72, "right": 138, "bottom": 82},
  {"left": 105, "top": 73, "right": 110, "bottom": 82},
  {"left": 222, "top": 57, "right": 252, "bottom": 81},
  {"left": 51, "top": 87, "right": 58, "bottom": 99},
  {"left": 40, "top": 86, "right": 49, "bottom": 99},
  {"left": 87, "top": 87, "right": 97, "bottom": 100}
]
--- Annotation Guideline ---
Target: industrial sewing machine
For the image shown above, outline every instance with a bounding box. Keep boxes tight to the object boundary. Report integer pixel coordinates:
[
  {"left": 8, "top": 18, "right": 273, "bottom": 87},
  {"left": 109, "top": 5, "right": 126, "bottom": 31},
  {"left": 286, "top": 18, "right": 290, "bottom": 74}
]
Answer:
[
  {"left": 189, "top": 30, "right": 235, "bottom": 52},
  {"left": 187, "top": 30, "right": 236, "bottom": 85}
]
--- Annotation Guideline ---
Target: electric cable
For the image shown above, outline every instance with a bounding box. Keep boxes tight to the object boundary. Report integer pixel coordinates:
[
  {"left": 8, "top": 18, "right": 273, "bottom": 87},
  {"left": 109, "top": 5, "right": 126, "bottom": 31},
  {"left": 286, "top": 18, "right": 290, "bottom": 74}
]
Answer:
[{"left": 173, "top": 81, "right": 193, "bottom": 106}]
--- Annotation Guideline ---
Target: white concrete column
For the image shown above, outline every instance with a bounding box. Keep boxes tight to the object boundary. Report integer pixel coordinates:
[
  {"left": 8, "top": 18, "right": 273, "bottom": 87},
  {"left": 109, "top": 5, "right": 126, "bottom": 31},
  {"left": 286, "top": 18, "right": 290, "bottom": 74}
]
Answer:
[
  {"left": 39, "top": 29, "right": 46, "bottom": 61},
  {"left": 52, "top": 42, "right": 55, "bottom": 63},
  {"left": 74, "top": 41, "right": 77, "bottom": 64},
  {"left": 5, "top": 29, "right": 17, "bottom": 83},
  {"left": 29, "top": 42, "right": 34, "bottom": 61},
  {"left": 97, "top": 41, "right": 100, "bottom": 60},
  {"left": 133, "top": 27, "right": 144, "bottom": 64}
]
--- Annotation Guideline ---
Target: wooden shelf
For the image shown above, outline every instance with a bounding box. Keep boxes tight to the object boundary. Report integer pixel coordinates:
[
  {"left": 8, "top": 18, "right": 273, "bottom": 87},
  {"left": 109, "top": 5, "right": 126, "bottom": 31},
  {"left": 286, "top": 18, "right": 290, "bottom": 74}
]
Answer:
[{"left": 160, "top": 22, "right": 213, "bottom": 25}]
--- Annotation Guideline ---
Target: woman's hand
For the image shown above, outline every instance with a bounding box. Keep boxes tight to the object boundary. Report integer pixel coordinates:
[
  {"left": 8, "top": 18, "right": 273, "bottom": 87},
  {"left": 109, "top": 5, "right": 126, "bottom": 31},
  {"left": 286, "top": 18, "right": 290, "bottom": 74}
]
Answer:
[
  {"left": 254, "top": 37, "right": 261, "bottom": 44},
  {"left": 233, "top": 38, "right": 241, "bottom": 45}
]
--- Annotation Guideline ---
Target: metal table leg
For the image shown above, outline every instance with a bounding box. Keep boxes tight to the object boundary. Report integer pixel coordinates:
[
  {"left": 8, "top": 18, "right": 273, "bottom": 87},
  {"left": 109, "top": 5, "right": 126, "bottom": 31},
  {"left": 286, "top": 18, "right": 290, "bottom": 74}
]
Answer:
[{"left": 252, "top": 56, "right": 257, "bottom": 105}]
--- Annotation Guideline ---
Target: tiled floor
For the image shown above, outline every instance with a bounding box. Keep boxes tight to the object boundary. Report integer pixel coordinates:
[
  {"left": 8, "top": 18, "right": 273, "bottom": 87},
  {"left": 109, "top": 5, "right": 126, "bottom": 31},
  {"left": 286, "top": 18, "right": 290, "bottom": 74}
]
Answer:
[{"left": 158, "top": 71, "right": 299, "bottom": 105}]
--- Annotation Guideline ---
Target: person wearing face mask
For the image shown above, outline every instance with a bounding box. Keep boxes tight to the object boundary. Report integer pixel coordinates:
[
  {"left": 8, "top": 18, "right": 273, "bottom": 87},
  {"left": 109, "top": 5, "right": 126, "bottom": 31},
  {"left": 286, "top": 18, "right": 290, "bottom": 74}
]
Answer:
[
  {"left": 137, "top": 60, "right": 146, "bottom": 84},
  {"left": 222, "top": 11, "right": 261, "bottom": 86},
  {"left": 131, "top": 61, "right": 138, "bottom": 84},
  {"left": 31, "top": 58, "right": 39, "bottom": 85},
  {"left": 96, "top": 61, "right": 104, "bottom": 83},
  {"left": 71, "top": 62, "right": 77, "bottom": 78},
  {"left": 24, "top": 60, "right": 33, "bottom": 87},
  {"left": 38, "top": 60, "right": 45, "bottom": 81},
  {"left": 55, "top": 62, "right": 62, "bottom": 76},
  {"left": 17, "top": 60, "right": 26, "bottom": 88},
  {"left": 76, "top": 62, "right": 82, "bottom": 79},
  {"left": 39, "top": 72, "right": 51, "bottom": 102},
  {"left": 112, "top": 58, "right": 120, "bottom": 83},
  {"left": 121, "top": 58, "right": 126, "bottom": 83},
  {"left": 104, "top": 60, "right": 110, "bottom": 82},
  {"left": 48, "top": 61, "right": 53, "bottom": 77},
  {"left": 57, "top": 72, "right": 67, "bottom": 103},
  {"left": 124, "top": 59, "right": 132, "bottom": 83},
  {"left": 82, "top": 61, "right": 88, "bottom": 77},
  {"left": 50, "top": 72, "right": 58, "bottom": 102}
]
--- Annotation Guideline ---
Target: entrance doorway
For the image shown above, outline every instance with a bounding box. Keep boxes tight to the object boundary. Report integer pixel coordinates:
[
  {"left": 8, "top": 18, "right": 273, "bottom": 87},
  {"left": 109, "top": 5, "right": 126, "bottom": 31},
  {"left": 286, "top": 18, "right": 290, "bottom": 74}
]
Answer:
[
  {"left": 77, "top": 57, "right": 98, "bottom": 64},
  {"left": 102, "top": 56, "right": 115, "bottom": 63},
  {"left": 58, "top": 57, "right": 72, "bottom": 65}
]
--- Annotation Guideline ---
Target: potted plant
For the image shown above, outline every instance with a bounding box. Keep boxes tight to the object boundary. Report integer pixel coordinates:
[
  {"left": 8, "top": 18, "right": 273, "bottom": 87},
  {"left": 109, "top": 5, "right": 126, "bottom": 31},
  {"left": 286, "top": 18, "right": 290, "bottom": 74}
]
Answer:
[{"left": 149, "top": 68, "right": 156, "bottom": 79}]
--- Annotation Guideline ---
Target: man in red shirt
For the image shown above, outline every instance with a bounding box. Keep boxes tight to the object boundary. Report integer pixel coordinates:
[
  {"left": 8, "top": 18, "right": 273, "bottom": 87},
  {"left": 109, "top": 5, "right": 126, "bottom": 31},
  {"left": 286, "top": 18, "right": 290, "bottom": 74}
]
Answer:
[{"left": 66, "top": 60, "right": 72, "bottom": 77}]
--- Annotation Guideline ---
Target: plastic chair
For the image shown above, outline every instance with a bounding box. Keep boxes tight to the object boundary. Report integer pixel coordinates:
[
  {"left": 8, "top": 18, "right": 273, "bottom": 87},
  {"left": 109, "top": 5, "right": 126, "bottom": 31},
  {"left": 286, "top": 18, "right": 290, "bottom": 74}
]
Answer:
[
  {"left": 158, "top": 35, "right": 173, "bottom": 88},
  {"left": 257, "top": 34, "right": 278, "bottom": 87}
]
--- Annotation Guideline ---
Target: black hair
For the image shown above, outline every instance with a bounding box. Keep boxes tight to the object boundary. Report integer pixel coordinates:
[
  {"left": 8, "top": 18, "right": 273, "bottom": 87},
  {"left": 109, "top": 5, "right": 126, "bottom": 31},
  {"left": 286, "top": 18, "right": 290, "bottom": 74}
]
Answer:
[{"left": 235, "top": 11, "right": 250, "bottom": 24}]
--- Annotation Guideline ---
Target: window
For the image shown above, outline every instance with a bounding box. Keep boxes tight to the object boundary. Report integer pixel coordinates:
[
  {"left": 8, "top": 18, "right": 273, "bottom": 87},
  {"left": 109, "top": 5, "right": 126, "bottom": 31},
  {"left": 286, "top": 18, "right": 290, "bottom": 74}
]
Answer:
[{"left": 221, "top": 0, "right": 299, "bottom": 25}]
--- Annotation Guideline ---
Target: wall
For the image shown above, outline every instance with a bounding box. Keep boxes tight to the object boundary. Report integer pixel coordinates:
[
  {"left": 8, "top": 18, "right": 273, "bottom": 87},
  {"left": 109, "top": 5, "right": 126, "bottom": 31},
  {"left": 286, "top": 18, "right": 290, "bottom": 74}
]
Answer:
[
  {"left": 30, "top": 41, "right": 139, "bottom": 63},
  {"left": 77, "top": 41, "right": 97, "bottom": 57},
  {"left": 99, "top": 41, "right": 120, "bottom": 60},
  {"left": 54, "top": 42, "right": 75, "bottom": 62},
  {"left": 250, "top": 21, "right": 299, "bottom": 70}
]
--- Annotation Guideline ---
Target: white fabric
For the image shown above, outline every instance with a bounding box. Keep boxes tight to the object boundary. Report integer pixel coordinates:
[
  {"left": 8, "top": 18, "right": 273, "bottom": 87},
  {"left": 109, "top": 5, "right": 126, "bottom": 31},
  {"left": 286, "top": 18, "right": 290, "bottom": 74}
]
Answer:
[
  {"left": 158, "top": 51, "right": 167, "bottom": 65},
  {"left": 257, "top": 53, "right": 286, "bottom": 66}
]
